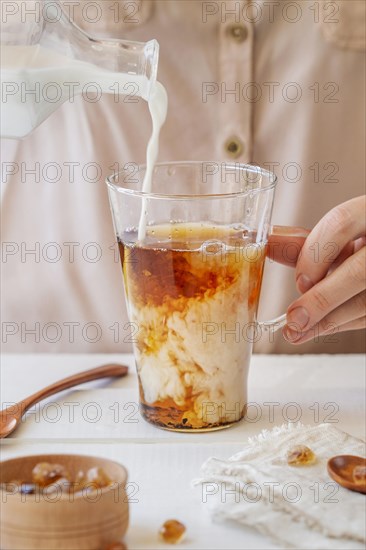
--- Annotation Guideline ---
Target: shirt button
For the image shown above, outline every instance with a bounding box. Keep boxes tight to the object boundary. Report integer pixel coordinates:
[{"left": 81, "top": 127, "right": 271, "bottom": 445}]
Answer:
[
  {"left": 226, "top": 24, "right": 248, "bottom": 43},
  {"left": 225, "top": 137, "right": 244, "bottom": 158}
]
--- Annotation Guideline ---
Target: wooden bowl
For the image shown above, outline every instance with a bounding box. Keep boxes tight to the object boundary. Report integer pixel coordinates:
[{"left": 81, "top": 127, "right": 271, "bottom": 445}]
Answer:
[{"left": 0, "top": 454, "right": 129, "bottom": 550}]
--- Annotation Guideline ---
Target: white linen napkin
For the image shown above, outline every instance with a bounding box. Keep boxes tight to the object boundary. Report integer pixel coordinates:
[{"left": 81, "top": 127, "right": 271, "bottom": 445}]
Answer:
[{"left": 194, "top": 423, "right": 366, "bottom": 549}]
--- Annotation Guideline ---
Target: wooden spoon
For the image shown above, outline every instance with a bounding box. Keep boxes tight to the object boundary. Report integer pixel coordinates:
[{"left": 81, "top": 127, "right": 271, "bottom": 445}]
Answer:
[
  {"left": 327, "top": 455, "right": 366, "bottom": 494},
  {"left": 0, "top": 364, "right": 128, "bottom": 438}
]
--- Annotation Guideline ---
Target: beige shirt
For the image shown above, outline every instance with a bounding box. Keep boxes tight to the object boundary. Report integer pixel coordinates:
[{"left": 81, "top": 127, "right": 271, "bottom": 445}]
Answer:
[{"left": 1, "top": 0, "right": 365, "bottom": 353}]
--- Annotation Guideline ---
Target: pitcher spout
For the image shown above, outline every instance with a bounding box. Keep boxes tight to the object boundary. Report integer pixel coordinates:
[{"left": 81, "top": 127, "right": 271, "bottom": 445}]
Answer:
[{"left": 41, "top": 0, "right": 159, "bottom": 99}]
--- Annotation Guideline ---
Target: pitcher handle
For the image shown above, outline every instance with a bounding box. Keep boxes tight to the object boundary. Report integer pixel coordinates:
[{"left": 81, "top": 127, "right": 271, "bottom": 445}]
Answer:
[{"left": 257, "top": 225, "right": 310, "bottom": 333}]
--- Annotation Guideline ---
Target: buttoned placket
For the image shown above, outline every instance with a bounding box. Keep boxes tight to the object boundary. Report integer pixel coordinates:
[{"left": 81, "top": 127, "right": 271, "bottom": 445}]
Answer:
[{"left": 218, "top": 0, "right": 254, "bottom": 163}]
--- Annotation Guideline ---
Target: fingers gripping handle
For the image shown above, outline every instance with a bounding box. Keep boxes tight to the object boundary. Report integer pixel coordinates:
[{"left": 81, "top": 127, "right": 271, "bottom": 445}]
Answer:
[
  {"left": 257, "top": 225, "right": 310, "bottom": 333},
  {"left": 258, "top": 314, "right": 288, "bottom": 332}
]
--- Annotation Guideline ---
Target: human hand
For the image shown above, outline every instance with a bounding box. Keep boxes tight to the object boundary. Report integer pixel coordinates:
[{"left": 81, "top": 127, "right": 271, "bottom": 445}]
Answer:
[{"left": 268, "top": 196, "right": 366, "bottom": 344}]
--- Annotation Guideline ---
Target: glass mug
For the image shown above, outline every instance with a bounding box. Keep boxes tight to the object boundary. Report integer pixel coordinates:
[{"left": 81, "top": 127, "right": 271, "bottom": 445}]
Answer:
[{"left": 107, "top": 162, "right": 308, "bottom": 432}]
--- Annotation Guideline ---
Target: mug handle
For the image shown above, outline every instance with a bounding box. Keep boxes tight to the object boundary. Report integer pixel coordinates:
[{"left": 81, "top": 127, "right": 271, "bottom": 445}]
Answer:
[{"left": 257, "top": 225, "right": 311, "bottom": 332}]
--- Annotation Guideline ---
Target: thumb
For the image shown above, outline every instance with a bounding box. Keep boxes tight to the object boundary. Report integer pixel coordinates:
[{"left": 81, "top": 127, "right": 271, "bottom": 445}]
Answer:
[{"left": 267, "top": 225, "right": 310, "bottom": 267}]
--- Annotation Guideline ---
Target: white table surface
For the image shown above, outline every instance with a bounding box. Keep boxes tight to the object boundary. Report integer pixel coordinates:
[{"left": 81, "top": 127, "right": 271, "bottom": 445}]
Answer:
[{"left": 1, "top": 354, "right": 365, "bottom": 550}]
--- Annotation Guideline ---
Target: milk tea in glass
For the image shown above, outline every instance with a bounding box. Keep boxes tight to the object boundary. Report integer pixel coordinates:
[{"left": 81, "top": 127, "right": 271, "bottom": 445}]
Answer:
[{"left": 107, "top": 162, "right": 277, "bottom": 432}]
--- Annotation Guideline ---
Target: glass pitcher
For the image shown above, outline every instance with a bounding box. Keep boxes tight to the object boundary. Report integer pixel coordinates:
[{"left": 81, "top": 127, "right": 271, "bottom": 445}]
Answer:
[{"left": 0, "top": 0, "right": 159, "bottom": 139}]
